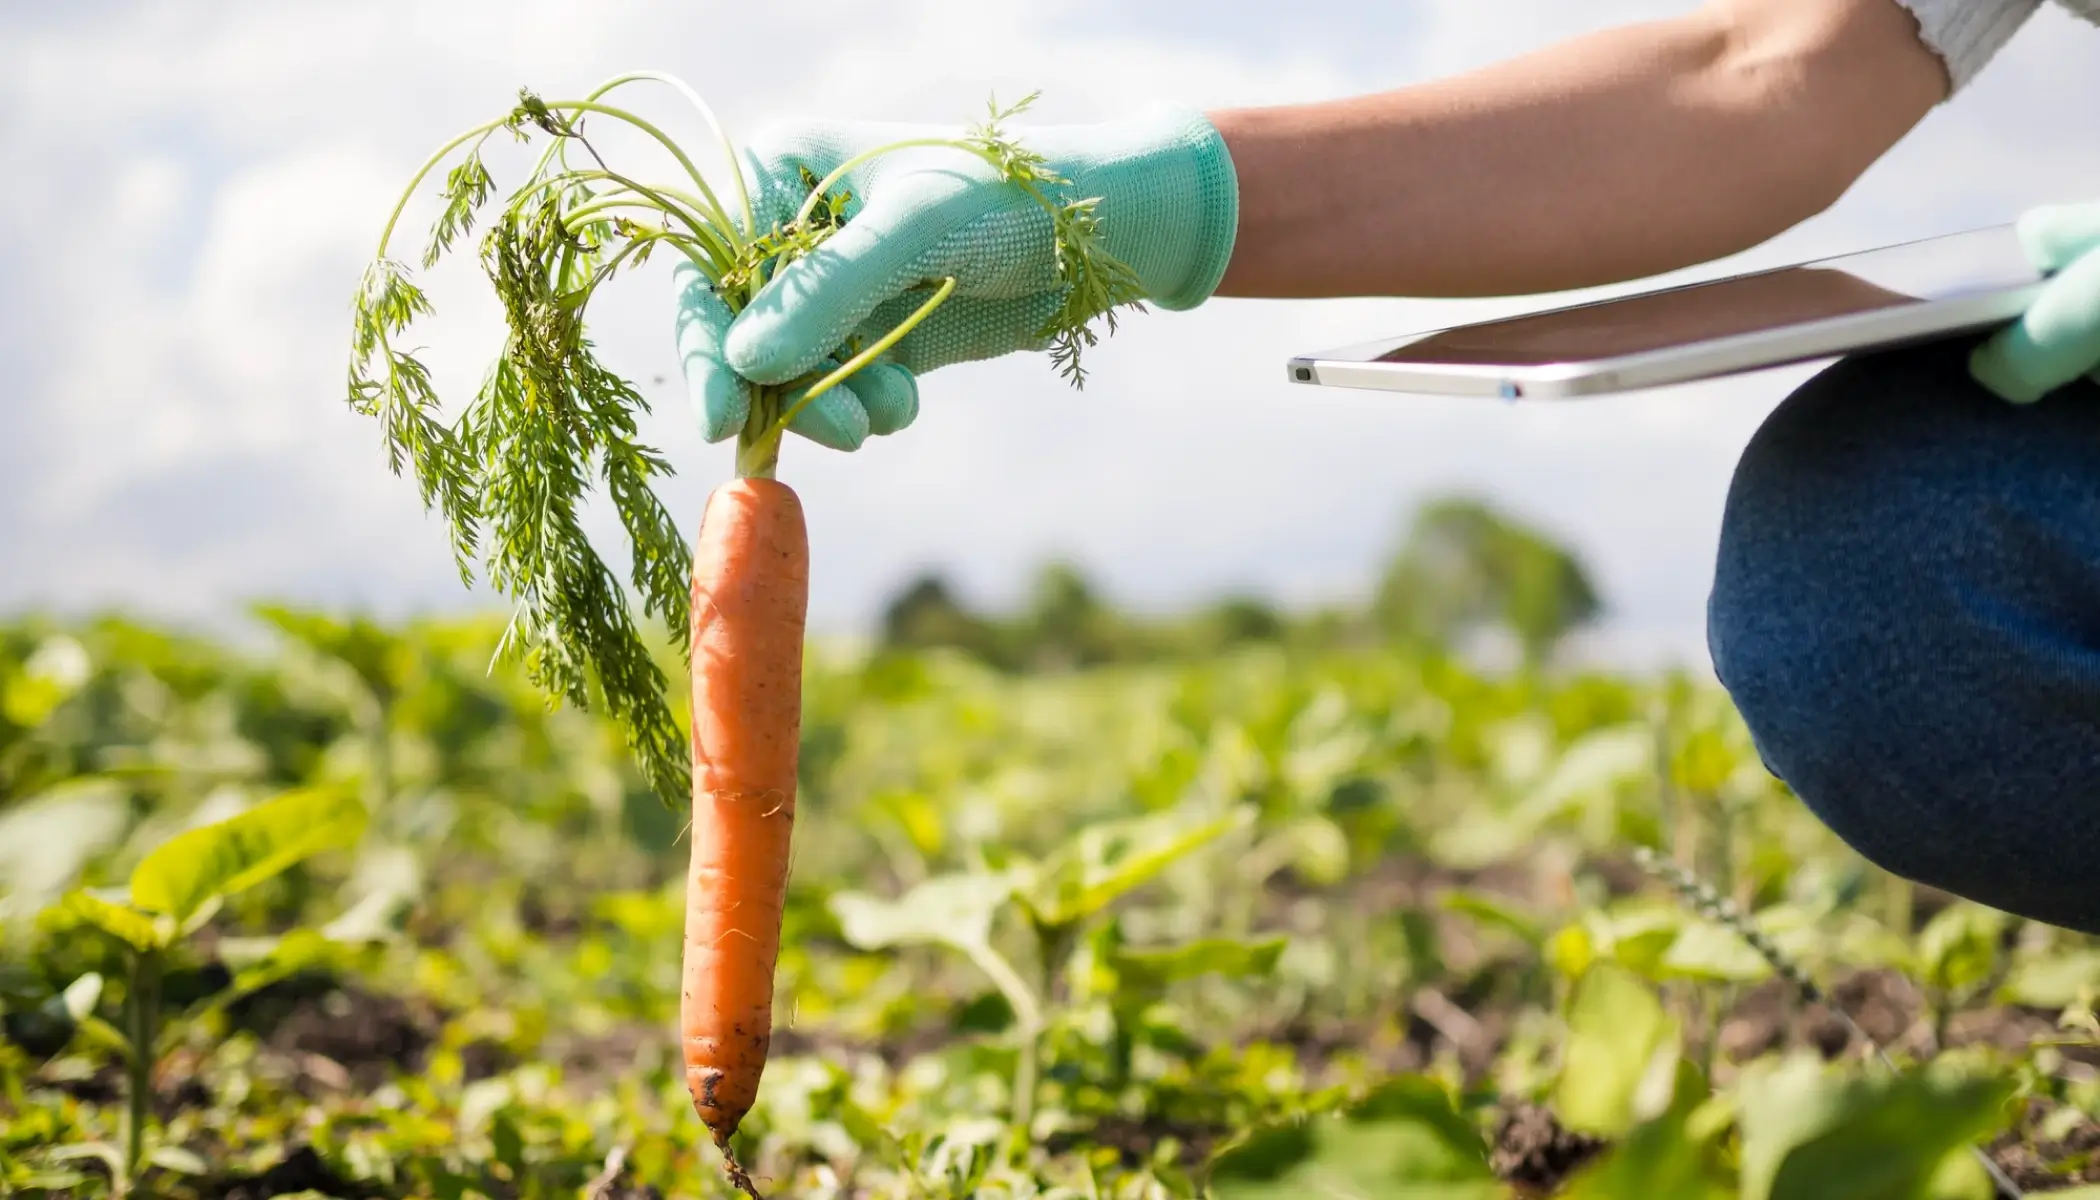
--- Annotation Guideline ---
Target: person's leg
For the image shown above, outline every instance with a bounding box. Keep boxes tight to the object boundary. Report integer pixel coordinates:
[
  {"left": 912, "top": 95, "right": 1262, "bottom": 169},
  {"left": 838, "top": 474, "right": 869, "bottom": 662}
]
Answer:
[{"left": 1709, "top": 336, "right": 2100, "bottom": 934}]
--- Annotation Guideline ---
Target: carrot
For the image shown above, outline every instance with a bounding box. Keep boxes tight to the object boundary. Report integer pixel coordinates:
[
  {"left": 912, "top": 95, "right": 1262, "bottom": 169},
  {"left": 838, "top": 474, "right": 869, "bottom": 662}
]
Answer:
[
  {"left": 349, "top": 77, "right": 1144, "bottom": 1196},
  {"left": 682, "top": 477, "right": 808, "bottom": 1195}
]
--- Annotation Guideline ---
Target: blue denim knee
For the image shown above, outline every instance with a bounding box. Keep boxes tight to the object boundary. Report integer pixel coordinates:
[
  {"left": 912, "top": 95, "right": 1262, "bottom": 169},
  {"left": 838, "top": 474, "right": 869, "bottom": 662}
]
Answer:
[{"left": 1709, "top": 337, "right": 2100, "bottom": 933}]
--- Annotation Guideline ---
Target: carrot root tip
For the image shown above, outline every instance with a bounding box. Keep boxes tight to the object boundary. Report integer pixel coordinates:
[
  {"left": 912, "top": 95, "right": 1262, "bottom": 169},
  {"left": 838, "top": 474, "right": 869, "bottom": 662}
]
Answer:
[{"left": 719, "top": 1140, "right": 763, "bottom": 1199}]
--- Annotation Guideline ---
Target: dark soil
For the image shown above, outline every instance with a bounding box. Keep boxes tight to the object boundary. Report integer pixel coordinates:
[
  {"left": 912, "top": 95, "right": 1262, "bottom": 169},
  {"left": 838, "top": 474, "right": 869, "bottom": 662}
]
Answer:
[
  {"left": 1045, "top": 1113, "right": 1229, "bottom": 1169},
  {"left": 1717, "top": 968, "right": 1931, "bottom": 1064},
  {"left": 1714, "top": 967, "right": 2100, "bottom": 1072},
  {"left": 460, "top": 1035, "right": 520, "bottom": 1082},
  {"left": 34, "top": 1059, "right": 212, "bottom": 1117},
  {"left": 245, "top": 980, "right": 439, "bottom": 1089},
  {"left": 1262, "top": 1010, "right": 1424, "bottom": 1081},
  {"left": 1489, "top": 1103, "right": 1607, "bottom": 1193},
  {"left": 211, "top": 1144, "right": 372, "bottom": 1200},
  {"left": 1986, "top": 1098, "right": 2100, "bottom": 1194}
]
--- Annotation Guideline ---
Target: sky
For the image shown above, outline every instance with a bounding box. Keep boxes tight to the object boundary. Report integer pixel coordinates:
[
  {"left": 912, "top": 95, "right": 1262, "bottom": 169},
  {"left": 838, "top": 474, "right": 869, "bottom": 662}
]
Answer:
[{"left": 2, "top": 1, "right": 2096, "bottom": 668}]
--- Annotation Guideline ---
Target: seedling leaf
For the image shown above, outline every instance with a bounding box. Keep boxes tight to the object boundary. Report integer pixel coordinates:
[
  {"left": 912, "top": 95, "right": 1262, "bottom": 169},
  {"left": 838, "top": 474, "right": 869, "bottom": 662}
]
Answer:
[
  {"left": 831, "top": 871, "right": 1019, "bottom": 953},
  {"left": 1737, "top": 1054, "right": 2014, "bottom": 1200},
  {"left": 1209, "top": 1076, "right": 1499, "bottom": 1200},
  {"left": 1555, "top": 962, "right": 1681, "bottom": 1137},
  {"left": 1020, "top": 806, "right": 1253, "bottom": 931},
  {"left": 1110, "top": 936, "right": 1287, "bottom": 992},
  {"left": 129, "top": 787, "right": 367, "bottom": 925},
  {"left": 56, "top": 891, "right": 168, "bottom": 953}
]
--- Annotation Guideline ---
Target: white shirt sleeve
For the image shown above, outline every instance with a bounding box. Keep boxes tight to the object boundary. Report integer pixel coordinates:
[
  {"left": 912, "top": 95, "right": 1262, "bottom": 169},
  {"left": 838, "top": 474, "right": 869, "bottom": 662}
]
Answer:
[{"left": 1891, "top": 0, "right": 2042, "bottom": 90}]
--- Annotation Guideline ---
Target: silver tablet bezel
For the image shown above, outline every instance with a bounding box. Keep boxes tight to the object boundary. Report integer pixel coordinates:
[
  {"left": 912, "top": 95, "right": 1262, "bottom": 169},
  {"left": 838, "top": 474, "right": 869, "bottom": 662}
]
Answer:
[{"left": 1285, "top": 241, "right": 2046, "bottom": 400}]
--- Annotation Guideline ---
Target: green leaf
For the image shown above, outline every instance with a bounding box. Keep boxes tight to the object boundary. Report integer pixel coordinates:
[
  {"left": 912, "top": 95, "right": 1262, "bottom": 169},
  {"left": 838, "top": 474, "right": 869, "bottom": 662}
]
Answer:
[
  {"left": 75, "top": 1014, "right": 133, "bottom": 1059},
  {"left": 252, "top": 604, "right": 418, "bottom": 706},
  {"left": 1737, "top": 1055, "right": 2015, "bottom": 1200},
  {"left": 1209, "top": 1076, "right": 1501, "bottom": 1200},
  {"left": 2002, "top": 948, "right": 2100, "bottom": 1008},
  {"left": 1020, "top": 806, "right": 1252, "bottom": 930},
  {"left": 1915, "top": 903, "right": 2010, "bottom": 996},
  {"left": 2, "top": 635, "right": 91, "bottom": 727},
  {"left": 147, "top": 1145, "right": 209, "bottom": 1175},
  {"left": 0, "top": 780, "right": 130, "bottom": 919},
  {"left": 1561, "top": 1105, "right": 1735, "bottom": 1200},
  {"left": 55, "top": 890, "right": 169, "bottom": 952},
  {"left": 1110, "top": 936, "right": 1287, "bottom": 992},
  {"left": 831, "top": 871, "right": 1019, "bottom": 953},
  {"left": 1438, "top": 888, "right": 1546, "bottom": 946},
  {"left": 60, "top": 972, "right": 102, "bottom": 1022},
  {"left": 1555, "top": 962, "right": 1681, "bottom": 1136},
  {"left": 129, "top": 787, "right": 367, "bottom": 923},
  {"left": 1660, "top": 919, "right": 1774, "bottom": 983},
  {"left": 1597, "top": 906, "right": 1688, "bottom": 980}
]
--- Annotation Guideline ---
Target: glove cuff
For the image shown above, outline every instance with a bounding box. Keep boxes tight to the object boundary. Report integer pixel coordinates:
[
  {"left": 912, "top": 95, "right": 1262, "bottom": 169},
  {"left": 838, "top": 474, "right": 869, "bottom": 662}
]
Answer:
[
  {"left": 1068, "top": 106, "right": 1241, "bottom": 313},
  {"left": 1138, "top": 107, "right": 1240, "bottom": 311}
]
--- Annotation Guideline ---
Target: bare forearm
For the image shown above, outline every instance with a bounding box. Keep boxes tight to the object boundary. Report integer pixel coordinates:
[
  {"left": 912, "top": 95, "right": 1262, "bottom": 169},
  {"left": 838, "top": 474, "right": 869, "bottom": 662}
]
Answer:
[{"left": 1211, "top": 0, "right": 1946, "bottom": 299}]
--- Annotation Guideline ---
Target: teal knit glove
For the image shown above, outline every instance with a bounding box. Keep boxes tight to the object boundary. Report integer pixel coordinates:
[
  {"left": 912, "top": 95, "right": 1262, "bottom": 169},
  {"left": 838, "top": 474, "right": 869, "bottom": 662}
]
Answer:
[
  {"left": 674, "top": 107, "right": 1238, "bottom": 451},
  {"left": 1971, "top": 203, "right": 2100, "bottom": 404}
]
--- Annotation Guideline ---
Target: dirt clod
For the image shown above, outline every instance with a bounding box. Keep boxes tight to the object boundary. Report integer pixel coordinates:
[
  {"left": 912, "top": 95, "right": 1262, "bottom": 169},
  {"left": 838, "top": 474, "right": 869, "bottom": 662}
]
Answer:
[
  {"left": 1490, "top": 1103, "right": 1607, "bottom": 1191},
  {"left": 262, "top": 984, "right": 437, "bottom": 1088},
  {"left": 213, "top": 1144, "right": 370, "bottom": 1199},
  {"left": 1046, "top": 1113, "right": 1227, "bottom": 1170},
  {"left": 1986, "top": 1098, "right": 2100, "bottom": 1193}
]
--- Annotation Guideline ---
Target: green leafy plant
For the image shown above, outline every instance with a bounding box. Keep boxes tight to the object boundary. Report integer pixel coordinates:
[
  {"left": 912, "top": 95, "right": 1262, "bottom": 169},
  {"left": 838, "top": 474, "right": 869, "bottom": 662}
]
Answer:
[
  {"left": 830, "top": 805, "right": 1250, "bottom": 1152},
  {"left": 347, "top": 75, "right": 1146, "bottom": 807},
  {"left": 13, "top": 596, "right": 2100, "bottom": 1198},
  {"left": 1207, "top": 1076, "right": 1502, "bottom": 1200},
  {"left": 36, "top": 787, "right": 367, "bottom": 1191}
]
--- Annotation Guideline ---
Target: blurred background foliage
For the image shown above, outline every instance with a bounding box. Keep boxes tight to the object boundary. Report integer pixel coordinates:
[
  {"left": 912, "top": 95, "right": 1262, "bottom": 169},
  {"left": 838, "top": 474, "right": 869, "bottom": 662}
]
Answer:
[{"left": 4, "top": 495, "right": 2095, "bottom": 1199}]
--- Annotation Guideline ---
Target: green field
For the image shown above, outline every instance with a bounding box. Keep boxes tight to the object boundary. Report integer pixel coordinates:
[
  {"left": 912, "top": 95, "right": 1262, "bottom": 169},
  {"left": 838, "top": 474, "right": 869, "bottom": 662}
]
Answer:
[{"left": 8, "top": 526, "right": 2100, "bottom": 1198}]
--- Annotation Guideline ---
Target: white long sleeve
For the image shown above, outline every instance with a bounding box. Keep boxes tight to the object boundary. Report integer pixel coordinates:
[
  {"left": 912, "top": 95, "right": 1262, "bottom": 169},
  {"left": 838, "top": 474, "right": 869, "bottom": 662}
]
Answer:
[{"left": 1893, "top": 0, "right": 2098, "bottom": 91}]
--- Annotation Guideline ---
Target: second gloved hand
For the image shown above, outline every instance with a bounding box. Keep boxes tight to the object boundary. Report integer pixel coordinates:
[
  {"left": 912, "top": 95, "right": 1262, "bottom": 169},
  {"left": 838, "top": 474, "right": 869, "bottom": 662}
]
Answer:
[
  {"left": 675, "top": 105, "right": 1238, "bottom": 451},
  {"left": 1971, "top": 202, "right": 2100, "bottom": 404}
]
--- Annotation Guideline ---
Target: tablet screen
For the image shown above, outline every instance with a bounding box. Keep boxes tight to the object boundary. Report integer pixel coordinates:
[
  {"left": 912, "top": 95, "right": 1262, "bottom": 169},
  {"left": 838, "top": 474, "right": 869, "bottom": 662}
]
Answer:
[{"left": 1374, "top": 226, "right": 2041, "bottom": 367}]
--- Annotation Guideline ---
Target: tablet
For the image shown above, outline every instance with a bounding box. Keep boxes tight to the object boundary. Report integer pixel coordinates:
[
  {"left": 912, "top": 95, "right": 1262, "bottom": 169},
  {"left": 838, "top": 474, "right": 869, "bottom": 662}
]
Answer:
[{"left": 1286, "top": 224, "right": 2046, "bottom": 399}]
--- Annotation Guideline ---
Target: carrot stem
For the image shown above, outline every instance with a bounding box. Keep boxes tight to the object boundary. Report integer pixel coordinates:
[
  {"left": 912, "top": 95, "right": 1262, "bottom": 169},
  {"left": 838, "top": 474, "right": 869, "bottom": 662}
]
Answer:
[{"left": 737, "top": 276, "right": 958, "bottom": 475}]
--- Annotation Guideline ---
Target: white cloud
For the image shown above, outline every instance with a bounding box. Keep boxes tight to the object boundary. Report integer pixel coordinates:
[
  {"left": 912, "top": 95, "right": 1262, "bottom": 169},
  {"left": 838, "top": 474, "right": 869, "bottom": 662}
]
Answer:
[{"left": 1, "top": 1, "right": 2095, "bottom": 670}]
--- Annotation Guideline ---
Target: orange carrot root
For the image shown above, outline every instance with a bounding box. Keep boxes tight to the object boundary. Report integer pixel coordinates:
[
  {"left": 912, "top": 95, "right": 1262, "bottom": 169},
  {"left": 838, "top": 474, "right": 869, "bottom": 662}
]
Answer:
[{"left": 681, "top": 478, "right": 808, "bottom": 1198}]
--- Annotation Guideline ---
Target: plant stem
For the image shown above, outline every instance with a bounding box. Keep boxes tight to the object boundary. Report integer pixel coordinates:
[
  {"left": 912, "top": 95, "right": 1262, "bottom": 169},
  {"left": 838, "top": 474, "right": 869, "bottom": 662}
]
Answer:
[
  {"left": 374, "top": 120, "right": 508, "bottom": 258},
  {"left": 562, "top": 192, "right": 716, "bottom": 237},
  {"left": 767, "top": 278, "right": 958, "bottom": 438},
  {"left": 580, "top": 71, "right": 754, "bottom": 237},
  {"left": 960, "top": 938, "right": 1045, "bottom": 1141},
  {"left": 796, "top": 139, "right": 991, "bottom": 228},
  {"left": 736, "top": 387, "right": 782, "bottom": 480},
  {"left": 539, "top": 100, "right": 738, "bottom": 240},
  {"left": 371, "top": 695, "right": 393, "bottom": 815},
  {"left": 125, "top": 950, "right": 161, "bottom": 1190}
]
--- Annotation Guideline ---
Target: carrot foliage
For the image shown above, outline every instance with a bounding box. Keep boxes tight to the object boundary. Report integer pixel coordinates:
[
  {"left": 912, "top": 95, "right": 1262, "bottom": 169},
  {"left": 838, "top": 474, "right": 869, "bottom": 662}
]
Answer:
[{"left": 345, "top": 75, "right": 1146, "bottom": 807}]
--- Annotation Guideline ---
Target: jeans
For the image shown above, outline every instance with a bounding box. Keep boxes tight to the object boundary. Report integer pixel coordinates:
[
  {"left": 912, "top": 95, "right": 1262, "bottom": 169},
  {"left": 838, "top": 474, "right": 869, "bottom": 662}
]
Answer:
[{"left": 1709, "top": 336, "right": 2100, "bottom": 934}]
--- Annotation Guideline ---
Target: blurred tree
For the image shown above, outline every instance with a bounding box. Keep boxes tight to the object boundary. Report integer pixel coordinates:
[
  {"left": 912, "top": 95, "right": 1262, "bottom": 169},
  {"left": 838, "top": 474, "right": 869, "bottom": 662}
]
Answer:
[
  {"left": 1019, "top": 561, "right": 1137, "bottom": 670},
  {"left": 1372, "top": 496, "right": 1602, "bottom": 666},
  {"left": 879, "top": 573, "right": 1004, "bottom": 665},
  {"left": 1186, "top": 595, "right": 1286, "bottom": 654}
]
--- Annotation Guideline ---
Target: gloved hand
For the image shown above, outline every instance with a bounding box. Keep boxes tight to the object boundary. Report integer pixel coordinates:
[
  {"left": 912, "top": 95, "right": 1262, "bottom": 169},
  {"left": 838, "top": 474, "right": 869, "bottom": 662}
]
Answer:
[
  {"left": 674, "top": 107, "right": 1238, "bottom": 450},
  {"left": 1970, "top": 202, "right": 2100, "bottom": 404}
]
